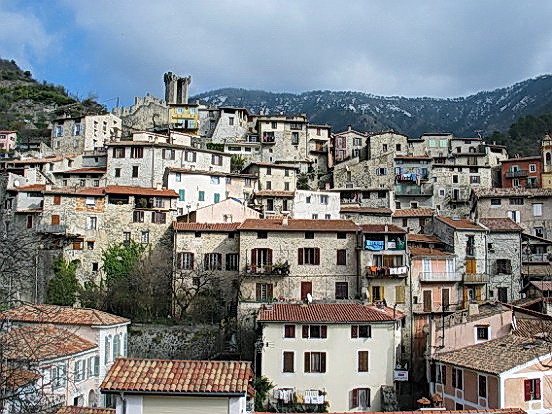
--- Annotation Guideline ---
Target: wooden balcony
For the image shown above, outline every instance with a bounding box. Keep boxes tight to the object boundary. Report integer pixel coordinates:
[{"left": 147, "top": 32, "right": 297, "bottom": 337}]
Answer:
[
  {"left": 418, "top": 272, "right": 462, "bottom": 282},
  {"left": 463, "top": 273, "right": 490, "bottom": 284}
]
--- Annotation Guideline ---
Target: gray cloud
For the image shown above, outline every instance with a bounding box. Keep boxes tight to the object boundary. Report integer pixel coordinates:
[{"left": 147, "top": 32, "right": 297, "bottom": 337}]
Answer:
[{"left": 9, "top": 0, "right": 552, "bottom": 103}]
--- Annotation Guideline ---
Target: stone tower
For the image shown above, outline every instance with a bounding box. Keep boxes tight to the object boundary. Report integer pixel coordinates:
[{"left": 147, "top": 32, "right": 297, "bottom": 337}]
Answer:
[
  {"left": 164, "top": 72, "right": 191, "bottom": 105},
  {"left": 541, "top": 134, "right": 552, "bottom": 188}
]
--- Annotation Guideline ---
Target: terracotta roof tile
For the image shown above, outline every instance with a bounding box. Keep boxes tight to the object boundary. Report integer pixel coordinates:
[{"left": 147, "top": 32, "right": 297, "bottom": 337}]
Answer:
[
  {"left": 257, "top": 303, "right": 405, "bottom": 323},
  {"left": 521, "top": 264, "right": 552, "bottom": 276},
  {"left": 433, "top": 334, "right": 550, "bottom": 374},
  {"left": 479, "top": 218, "right": 522, "bottom": 232},
  {"left": 392, "top": 208, "right": 434, "bottom": 218},
  {"left": 407, "top": 234, "right": 443, "bottom": 244},
  {"left": 57, "top": 407, "right": 115, "bottom": 414},
  {"left": 1, "top": 304, "right": 129, "bottom": 326},
  {"left": 436, "top": 216, "right": 485, "bottom": 231},
  {"left": 14, "top": 184, "right": 46, "bottom": 192},
  {"left": 340, "top": 207, "right": 393, "bottom": 215},
  {"left": 359, "top": 224, "right": 406, "bottom": 234},
  {"left": 473, "top": 188, "right": 552, "bottom": 198},
  {"left": 53, "top": 168, "right": 106, "bottom": 174},
  {"left": 2, "top": 325, "right": 96, "bottom": 361},
  {"left": 105, "top": 186, "right": 178, "bottom": 197},
  {"left": 101, "top": 359, "right": 253, "bottom": 394},
  {"left": 409, "top": 247, "right": 454, "bottom": 257},
  {"left": 238, "top": 218, "right": 358, "bottom": 232},
  {"left": 2, "top": 368, "right": 41, "bottom": 389},
  {"left": 527, "top": 281, "right": 552, "bottom": 291},
  {"left": 45, "top": 187, "right": 105, "bottom": 196},
  {"left": 173, "top": 222, "right": 240, "bottom": 232},
  {"left": 253, "top": 190, "right": 295, "bottom": 197},
  {"left": 502, "top": 156, "right": 541, "bottom": 162}
]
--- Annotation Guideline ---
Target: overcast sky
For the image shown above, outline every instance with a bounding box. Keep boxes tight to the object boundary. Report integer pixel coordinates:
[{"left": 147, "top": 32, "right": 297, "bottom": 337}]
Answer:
[{"left": 2, "top": 0, "right": 552, "bottom": 106}]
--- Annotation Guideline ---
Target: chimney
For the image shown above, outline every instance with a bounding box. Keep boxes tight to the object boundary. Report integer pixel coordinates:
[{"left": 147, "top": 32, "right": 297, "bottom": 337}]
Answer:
[
  {"left": 282, "top": 212, "right": 289, "bottom": 226},
  {"left": 468, "top": 302, "right": 479, "bottom": 316},
  {"left": 385, "top": 224, "right": 388, "bottom": 232},
  {"left": 45, "top": 184, "right": 52, "bottom": 191},
  {"left": 348, "top": 125, "right": 352, "bottom": 131}
]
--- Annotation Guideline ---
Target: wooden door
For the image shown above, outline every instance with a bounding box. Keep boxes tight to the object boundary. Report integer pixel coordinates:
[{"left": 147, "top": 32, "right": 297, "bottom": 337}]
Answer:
[
  {"left": 51, "top": 215, "right": 60, "bottom": 225},
  {"left": 466, "top": 258, "right": 476, "bottom": 274},
  {"left": 301, "top": 281, "right": 312, "bottom": 300},
  {"left": 441, "top": 288, "right": 450, "bottom": 310},
  {"left": 423, "top": 290, "right": 432, "bottom": 312}
]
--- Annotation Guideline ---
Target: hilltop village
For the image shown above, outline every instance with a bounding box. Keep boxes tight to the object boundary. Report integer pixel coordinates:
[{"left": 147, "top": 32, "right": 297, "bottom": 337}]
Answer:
[{"left": 0, "top": 73, "right": 550, "bottom": 414}]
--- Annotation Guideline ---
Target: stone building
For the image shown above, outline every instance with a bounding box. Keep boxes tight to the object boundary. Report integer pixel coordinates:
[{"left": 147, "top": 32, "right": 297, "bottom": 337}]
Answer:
[
  {"left": 255, "top": 115, "right": 309, "bottom": 166},
  {"left": 237, "top": 217, "right": 359, "bottom": 306},
  {"left": 393, "top": 156, "right": 433, "bottom": 210},
  {"left": 163, "top": 72, "right": 191, "bottom": 105},
  {"left": 392, "top": 208, "right": 434, "bottom": 234},
  {"left": 0, "top": 130, "right": 17, "bottom": 152},
  {"left": 210, "top": 107, "right": 252, "bottom": 144},
  {"left": 500, "top": 156, "right": 541, "bottom": 188},
  {"left": 112, "top": 94, "right": 168, "bottom": 133},
  {"left": 339, "top": 206, "right": 393, "bottom": 225},
  {"left": 332, "top": 126, "right": 368, "bottom": 163},
  {"left": 51, "top": 114, "right": 121, "bottom": 156},
  {"left": 541, "top": 134, "right": 552, "bottom": 188},
  {"left": 478, "top": 218, "right": 523, "bottom": 303},
  {"left": 292, "top": 190, "right": 340, "bottom": 219},
  {"left": 181, "top": 198, "right": 261, "bottom": 223},
  {"left": 472, "top": 187, "right": 552, "bottom": 239}
]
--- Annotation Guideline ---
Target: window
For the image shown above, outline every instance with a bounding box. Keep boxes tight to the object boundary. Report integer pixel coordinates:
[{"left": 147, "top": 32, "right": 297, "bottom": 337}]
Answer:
[
  {"left": 74, "top": 360, "right": 85, "bottom": 382},
  {"left": 266, "top": 180, "right": 272, "bottom": 190},
  {"left": 51, "top": 214, "right": 60, "bottom": 225},
  {"left": 478, "top": 375, "right": 487, "bottom": 398},
  {"left": 320, "top": 195, "right": 328, "bottom": 205},
  {"left": 491, "top": 198, "right": 501, "bottom": 206},
  {"left": 213, "top": 193, "right": 220, "bottom": 203},
  {"left": 255, "top": 283, "right": 273, "bottom": 301},
  {"left": 325, "top": 214, "right": 331, "bottom": 219},
  {"left": 132, "top": 166, "right": 139, "bottom": 177},
  {"left": 524, "top": 378, "right": 541, "bottom": 401},
  {"left": 72, "top": 239, "right": 84, "bottom": 250},
  {"left": 371, "top": 286, "right": 384, "bottom": 302},
  {"left": 204, "top": 253, "right": 222, "bottom": 270},
  {"left": 284, "top": 325, "right": 296, "bottom": 338},
  {"left": 396, "top": 286, "right": 406, "bottom": 304},
  {"left": 351, "top": 388, "right": 370, "bottom": 409},
  {"left": 358, "top": 351, "right": 369, "bottom": 372},
  {"left": 211, "top": 154, "right": 223, "bottom": 166},
  {"left": 476, "top": 326, "right": 489, "bottom": 340},
  {"left": 376, "top": 167, "right": 387, "bottom": 176},
  {"left": 178, "top": 189, "right": 186, "bottom": 201},
  {"left": 113, "top": 334, "right": 120, "bottom": 359},
  {"left": 93, "top": 180, "right": 100, "bottom": 187},
  {"left": 512, "top": 178, "right": 520, "bottom": 187},
  {"left": 175, "top": 173, "right": 182, "bottom": 183},
  {"left": 133, "top": 210, "right": 144, "bottom": 223},
  {"left": 305, "top": 231, "right": 314, "bottom": 239},
  {"left": 351, "top": 325, "right": 372, "bottom": 338},
  {"left": 291, "top": 132, "right": 299, "bottom": 145},
  {"left": 312, "top": 213, "right": 318, "bottom": 219},
  {"left": 306, "top": 196, "right": 311, "bottom": 204},
  {"left": 105, "top": 336, "right": 111, "bottom": 362},
  {"left": 498, "top": 287, "right": 508, "bottom": 302},
  {"left": 115, "top": 168, "right": 121, "bottom": 178},
  {"left": 452, "top": 175, "right": 458, "bottom": 183},
  {"left": 402, "top": 218, "right": 408, "bottom": 227},
  {"left": 383, "top": 144, "right": 388, "bottom": 152},
  {"left": 130, "top": 147, "right": 143, "bottom": 158},
  {"left": 162, "top": 149, "right": 175, "bottom": 160},
  {"left": 257, "top": 231, "right": 268, "bottom": 239},
  {"left": 141, "top": 231, "right": 149, "bottom": 244},
  {"left": 266, "top": 167, "right": 272, "bottom": 175},
  {"left": 283, "top": 199, "right": 289, "bottom": 211},
  {"left": 396, "top": 143, "right": 401, "bottom": 151},
  {"left": 283, "top": 351, "right": 294, "bottom": 372},
  {"left": 284, "top": 182, "right": 290, "bottom": 191},
  {"left": 529, "top": 164, "right": 537, "bottom": 173},
  {"left": 337, "top": 232, "right": 347, "bottom": 239},
  {"left": 152, "top": 211, "right": 166, "bottom": 224},
  {"left": 226, "top": 253, "right": 239, "bottom": 271},
  {"left": 452, "top": 368, "right": 463, "bottom": 390},
  {"left": 185, "top": 151, "right": 197, "bottom": 162},
  {"left": 508, "top": 210, "right": 520, "bottom": 223},
  {"left": 496, "top": 259, "right": 512, "bottom": 274},
  {"left": 54, "top": 195, "right": 61, "bottom": 205},
  {"left": 92, "top": 262, "right": 99, "bottom": 272},
  {"left": 87, "top": 241, "right": 95, "bottom": 250},
  {"left": 302, "top": 325, "right": 327, "bottom": 339},
  {"left": 304, "top": 352, "right": 326, "bottom": 373},
  {"left": 336, "top": 249, "right": 347, "bottom": 265},
  {"left": 176, "top": 252, "right": 194, "bottom": 270},
  {"left": 534, "top": 227, "right": 544, "bottom": 238},
  {"left": 86, "top": 216, "right": 97, "bottom": 230},
  {"left": 470, "top": 175, "right": 480, "bottom": 184},
  {"left": 228, "top": 116, "right": 234, "bottom": 126},
  {"left": 353, "top": 138, "right": 361, "bottom": 146},
  {"left": 533, "top": 203, "right": 543, "bottom": 217},
  {"left": 335, "top": 282, "right": 348, "bottom": 299},
  {"left": 113, "top": 147, "right": 125, "bottom": 158},
  {"left": 510, "top": 197, "right": 524, "bottom": 205},
  {"left": 123, "top": 232, "right": 131, "bottom": 244},
  {"left": 298, "top": 247, "right": 320, "bottom": 265}
]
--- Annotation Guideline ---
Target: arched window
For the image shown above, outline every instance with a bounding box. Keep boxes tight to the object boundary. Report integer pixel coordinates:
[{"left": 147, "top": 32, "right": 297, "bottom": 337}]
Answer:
[
  {"left": 104, "top": 336, "right": 111, "bottom": 363},
  {"left": 113, "top": 334, "right": 120, "bottom": 360},
  {"left": 546, "top": 152, "right": 551, "bottom": 165}
]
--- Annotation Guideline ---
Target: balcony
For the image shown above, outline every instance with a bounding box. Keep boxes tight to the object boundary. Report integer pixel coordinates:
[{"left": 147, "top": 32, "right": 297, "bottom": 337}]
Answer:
[
  {"left": 463, "top": 273, "right": 490, "bottom": 284},
  {"left": 366, "top": 266, "right": 408, "bottom": 278},
  {"left": 506, "top": 170, "right": 529, "bottom": 178},
  {"left": 394, "top": 183, "right": 433, "bottom": 196},
  {"left": 522, "top": 253, "right": 549, "bottom": 262},
  {"left": 413, "top": 303, "right": 460, "bottom": 314},
  {"left": 261, "top": 135, "right": 275, "bottom": 144},
  {"left": 310, "top": 143, "right": 327, "bottom": 153},
  {"left": 36, "top": 224, "right": 68, "bottom": 234},
  {"left": 364, "top": 240, "right": 406, "bottom": 251},
  {"left": 243, "top": 262, "right": 290, "bottom": 276},
  {"left": 419, "top": 272, "right": 462, "bottom": 282}
]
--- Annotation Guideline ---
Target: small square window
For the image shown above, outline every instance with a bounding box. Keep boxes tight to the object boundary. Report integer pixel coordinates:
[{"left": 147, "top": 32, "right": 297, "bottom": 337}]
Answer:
[
  {"left": 305, "top": 232, "right": 314, "bottom": 239},
  {"left": 257, "top": 231, "right": 268, "bottom": 239}
]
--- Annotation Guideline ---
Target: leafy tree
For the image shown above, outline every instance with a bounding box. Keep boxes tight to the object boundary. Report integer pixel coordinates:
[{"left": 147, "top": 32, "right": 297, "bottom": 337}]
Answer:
[
  {"left": 45, "top": 257, "right": 79, "bottom": 306},
  {"left": 297, "top": 172, "right": 311, "bottom": 190},
  {"left": 102, "top": 241, "right": 145, "bottom": 285}
]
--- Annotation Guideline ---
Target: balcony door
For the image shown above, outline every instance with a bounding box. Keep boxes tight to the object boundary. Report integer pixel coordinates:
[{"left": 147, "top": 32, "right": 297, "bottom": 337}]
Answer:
[{"left": 301, "top": 281, "right": 313, "bottom": 301}]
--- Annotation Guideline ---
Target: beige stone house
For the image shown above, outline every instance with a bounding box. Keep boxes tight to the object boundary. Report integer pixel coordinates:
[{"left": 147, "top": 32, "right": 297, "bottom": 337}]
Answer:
[
  {"left": 339, "top": 206, "right": 393, "bottom": 225},
  {"left": 237, "top": 217, "right": 359, "bottom": 305},
  {"left": 392, "top": 207, "right": 434, "bottom": 234},
  {"left": 257, "top": 303, "right": 404, "bottom": 412},
  {"left": 332, "top": 126, "right": 368, "bottom": 163},
  {"left": 101, "top": 359, "right": 254, "bottom": 414}
]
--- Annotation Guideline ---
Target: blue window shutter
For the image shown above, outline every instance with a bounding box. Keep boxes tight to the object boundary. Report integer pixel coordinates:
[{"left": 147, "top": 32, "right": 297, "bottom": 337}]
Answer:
[
  {"left": 214, "top": 193, "right": 220, "bottom": 203},
  {"left": 179, "top": 189, "right": 185, "bottom": 201}
]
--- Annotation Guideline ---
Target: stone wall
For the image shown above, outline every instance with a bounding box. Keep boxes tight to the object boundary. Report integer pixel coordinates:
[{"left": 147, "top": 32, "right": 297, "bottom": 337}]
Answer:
[{"left": 112, "top": 94, "right": 168, "bottom": 133}]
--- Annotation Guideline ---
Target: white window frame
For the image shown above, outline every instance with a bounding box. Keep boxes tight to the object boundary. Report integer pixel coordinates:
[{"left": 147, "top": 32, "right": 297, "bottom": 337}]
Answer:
[{"left": 533, "top": 203, "right": 543, "bottom": 217}]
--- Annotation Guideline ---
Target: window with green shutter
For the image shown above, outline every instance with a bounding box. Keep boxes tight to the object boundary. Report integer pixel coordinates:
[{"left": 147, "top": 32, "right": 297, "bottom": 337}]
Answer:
[
  {"left": 198, "top": 191, "right": 205, "bottom": 201},
  {"left": 214, "top": 193, "right": 220, "bottom": 203},
  {"left": 179, "top": 189, "right": 185, "bottom": 201}
]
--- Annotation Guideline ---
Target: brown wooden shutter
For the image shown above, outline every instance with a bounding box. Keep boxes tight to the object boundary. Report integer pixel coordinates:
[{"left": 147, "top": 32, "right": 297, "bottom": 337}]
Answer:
[
  {"left": 321, "top": 325, "right": 327, "bottom": 338},
  {"left": 524, "top": 379, "right": 531, "bottom": 401},
  {"left": 283, "top": 351, "right": 294, "bottom": 372},
  {"left": 351, "top": 389, "right": 359, "bottom": 409},
  {"left": 320, "top": 352, "right": 326, "bottom": 372},
  {"left": 267, "top": 249, "right": 273, "bottom": 271},
  {"left": 358, "top": 351, "right": 369, "bottom": 372},
  {"left": 535, "top": 379, "right": 541, "bottom": 399},
  {"left": 298, "top": 248, "right": 304, "bottom": 265},
  {"left": 476, "top": 286, "right": 482, "bottom": 302},
  {"left": 395, "top": 286, "right": 405, "bottom": 303},
  {"left": 256, "top": 284, "right": 261, "bottom": 301},
  {"left": 314, "top": 248, "right": 320, "bottom": 265},
  {"left": 302, "top": 325, "right": 309, "bottom": 338},
  {"left": 423, "top": 290, "right": 432, "bottom": 312},
  {"left": 53, "top": 195, "right": 61, "bottom": 205},
  {"left": 442, "top": 288, "right": 450, "bottom": 309},
  {"left": 251, "top": 249, "right": 257, "bottom": 272},
  {"left": 267, "top": 284, "right": 273, "bottom": 299},
  {"left": 351, "top": 325, "right": 358, "bottom": 338},
  {"left": 304, "top": 352, "right": 310, "bottom": 372},
  {"left": 51, "top": 215, "right": 60, "bottom": 225},
  {"left": 190, "top": 253, "right": 194, "bottom": 269}
]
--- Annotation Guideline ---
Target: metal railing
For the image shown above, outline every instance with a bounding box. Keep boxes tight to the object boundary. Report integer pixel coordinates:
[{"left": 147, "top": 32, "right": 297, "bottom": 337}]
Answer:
[
  {"left": 463, "top": 273, "right": 490, "bottom": 284},
  {"left": 394, "top": 183, "right": 433, "bottom": 196},
  {"left": 418, "top": 272, "right": 462, "bottom": 282},
  {"left": 36, "top": 224, "right": 67, "bottom": 234},
  {"left": 506, "top": 170, "right": 529, "bottom": 178}
]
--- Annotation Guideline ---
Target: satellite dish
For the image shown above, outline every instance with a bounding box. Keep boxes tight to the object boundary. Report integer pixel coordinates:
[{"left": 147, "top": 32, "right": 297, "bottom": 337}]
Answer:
[{"left": 306, "top": 293, "right": 313, "bottom": 304}]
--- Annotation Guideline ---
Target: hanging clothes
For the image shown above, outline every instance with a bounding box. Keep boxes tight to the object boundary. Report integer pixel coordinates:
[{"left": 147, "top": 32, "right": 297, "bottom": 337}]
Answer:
[{"left": 365, "top": 240, "right": 385, "bottom": 251}]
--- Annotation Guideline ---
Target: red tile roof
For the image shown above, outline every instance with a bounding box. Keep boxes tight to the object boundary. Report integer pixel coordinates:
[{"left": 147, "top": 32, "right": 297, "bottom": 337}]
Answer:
[
  {"left": 359, "top": 224, "right": 406, "bottom": 234},
  {"left": 101, "top": 359, "right": 253, "bottom": 394},
  {"left": 392, "top": 208, "right": 434, "bottom": 217},
  {"left": 1, "top": 304, "right": 129, "bottom": 326},
  {"left": 14, "top": 184, "right": 46, "bottom": 192},
  {"left": 528, "top": 281, "right": 552, "bottom": 291},
  {"left": 105, "top": 186, "right": 178, "bottom": 197},
  {"left": 2, "top": 368, "right": 41, "bottom": 389},
  {"left": 257, "top": 303, "right": 405, "bottom": 323},
  {"left": 479, "top": 218, "right": 522, "bottom": 232},
  {"left": 57, "top": 407, "right": 115, "bottom": 414},
  {"left": 238, "top": 218, "right": 358, "bottom": 232},
  {"left": 340, "top": 207, "right": 392, "bottom": 215},
  {"left": 2, "top": 325, "right": 96, "bottom": 361},
  {"left": 407, "top": 234, "right": 443, "bottom": 244},
  {"left": 45, "top": 187, "right": 105, "bottom": 196},
  {"left": 173, "top": 222, "right": 240, "bottom": 232},
  {"left": 254, "top": 410, "right": 526, "bottom": 414},
  {"left": 254, "top": 190, "right": 295, "bottom": 197},
  {"left": 167, "top": 167, "right": 256, "bottom": 179},
  {"left": 409, "top": 247, "right": 454, "bottom": 257},
  {"left": 54, "top": 168, "right": 106, "bottom": 174},
  {"left": 436, "top": 216, "right": 485, "bottom": 231}
]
